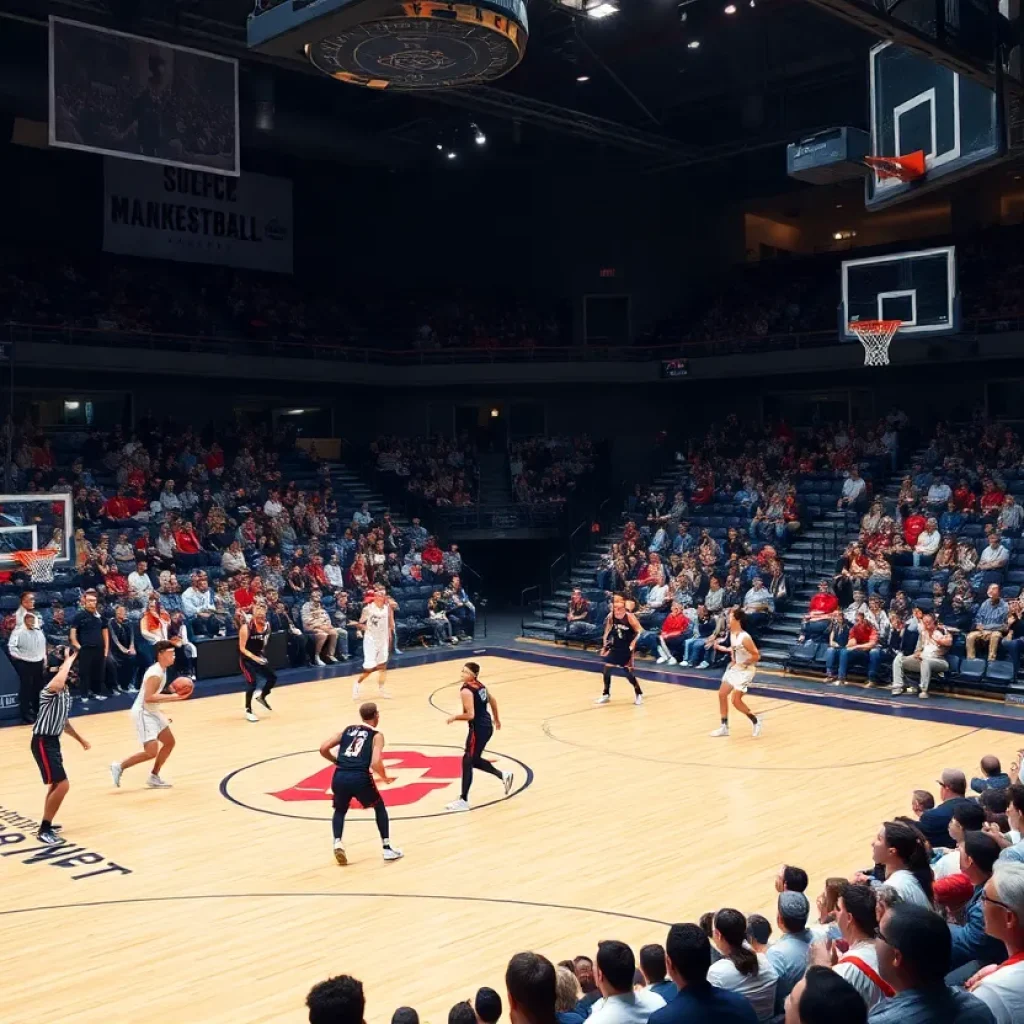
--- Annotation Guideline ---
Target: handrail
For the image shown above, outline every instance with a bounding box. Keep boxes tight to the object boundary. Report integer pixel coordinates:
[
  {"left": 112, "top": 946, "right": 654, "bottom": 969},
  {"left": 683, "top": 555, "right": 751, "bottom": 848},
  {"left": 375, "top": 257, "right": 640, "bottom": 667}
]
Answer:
[
  {"left": 460, "top": 561, "right": 486, "bottom": 638},
  {"left": 549, "top": 552, "right": 567, "bottom": 608},
  {"left": 520, "top": 584, "right": 541, "bottom": 636},
  {"left": 567, "top": 518, "right": 589, "bottom": 568}
]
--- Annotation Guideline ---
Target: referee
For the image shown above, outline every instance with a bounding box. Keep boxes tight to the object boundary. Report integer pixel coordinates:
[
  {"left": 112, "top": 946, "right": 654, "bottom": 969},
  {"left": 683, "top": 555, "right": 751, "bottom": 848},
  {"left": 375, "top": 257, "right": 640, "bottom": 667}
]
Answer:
[{"left": 31, "top": 650, "right": 89, "bottom": 845}]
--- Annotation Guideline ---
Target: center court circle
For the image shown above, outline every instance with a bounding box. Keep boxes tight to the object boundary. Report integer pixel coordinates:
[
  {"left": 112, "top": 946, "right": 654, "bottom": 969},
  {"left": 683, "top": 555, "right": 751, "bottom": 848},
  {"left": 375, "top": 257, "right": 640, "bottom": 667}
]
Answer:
[{"left": 219, "top": 742, "right": 534, "bottom": 822}]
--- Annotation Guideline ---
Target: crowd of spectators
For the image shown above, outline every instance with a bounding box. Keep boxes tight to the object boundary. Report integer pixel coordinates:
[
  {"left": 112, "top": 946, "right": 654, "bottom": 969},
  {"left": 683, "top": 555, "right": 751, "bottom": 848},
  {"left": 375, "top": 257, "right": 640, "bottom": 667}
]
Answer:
[
  {"left": 511, "top": 436, "right": 596, "bottom": 504},
  {"left": 371, "top": 434, "right": 479, "bottom": 508},
  {"left": 560, "top": 415, "right": 903, "bottom": 669},
  {"left": 306, "top": 749, "right": 1024, "bottom": 1024},
  {"left": 790, "top": 417, "right": 1024, "bottom": 690},
  {"left": 3, "top": 416, "right": 479, "bottom": 721}
]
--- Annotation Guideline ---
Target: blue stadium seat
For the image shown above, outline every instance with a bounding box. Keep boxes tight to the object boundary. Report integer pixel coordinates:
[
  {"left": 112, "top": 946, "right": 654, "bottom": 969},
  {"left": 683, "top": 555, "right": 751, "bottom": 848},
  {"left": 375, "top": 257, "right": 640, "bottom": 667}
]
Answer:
[
  {"left": 957, "top": 658, "right": 987, "bottom": 683},
  {"left": 984, "top": 660, "right": 1016, "bottom": 687}
]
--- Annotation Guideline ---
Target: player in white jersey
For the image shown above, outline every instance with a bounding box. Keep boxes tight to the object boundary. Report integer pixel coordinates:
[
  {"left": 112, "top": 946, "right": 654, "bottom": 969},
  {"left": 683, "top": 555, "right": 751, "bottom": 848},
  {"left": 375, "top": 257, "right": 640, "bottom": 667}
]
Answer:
[
  {"left": 110, "top": 641, "right": 184, "bottom": 789},
  {"left": 709, "top": 608, "right": 763, "bottom": 738},
  {"left": 353, "top": 585, "right": 394, "bottom": 700}
]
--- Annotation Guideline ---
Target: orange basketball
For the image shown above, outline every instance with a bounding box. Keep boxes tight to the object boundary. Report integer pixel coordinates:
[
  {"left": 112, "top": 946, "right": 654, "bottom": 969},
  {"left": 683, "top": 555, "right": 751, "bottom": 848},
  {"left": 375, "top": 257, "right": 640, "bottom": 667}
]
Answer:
[{"left": 170, "top": 676, "right": 194, "bottom": 698}]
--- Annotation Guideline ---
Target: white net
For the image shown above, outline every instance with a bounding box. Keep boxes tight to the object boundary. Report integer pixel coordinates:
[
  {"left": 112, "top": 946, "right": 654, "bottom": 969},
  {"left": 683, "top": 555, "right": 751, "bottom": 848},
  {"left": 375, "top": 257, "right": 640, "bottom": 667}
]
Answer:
[
  {"left": 15, "top": 550, "right": 57, "bottom": 582},
  {"left": 848, "top": 320, "right": 900, "bottom": 367}
]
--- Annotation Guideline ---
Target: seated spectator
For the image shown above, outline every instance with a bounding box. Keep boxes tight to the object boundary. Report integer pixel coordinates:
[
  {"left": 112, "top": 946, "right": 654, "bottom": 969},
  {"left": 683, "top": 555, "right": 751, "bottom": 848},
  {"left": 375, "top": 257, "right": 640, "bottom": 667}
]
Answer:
[
  {"left": 445, "top": 575, "right": 475, "bottom": 639},
  {"left": 655, "top": 603, "right": 691, "bottom": 665},
  {"left": 912, "top": 789, "right": 936, "bottom": 817},
  {"left": 573, "top": 956, "right": 601, "bottom": 1018},
  {"left": 325, "top": 553, "right": 345, "bottom": 590},
  {"left": 566, "top": 588, "right": 591, "bottom": 634},
  {"left": 638, "top": 945, "right": 677, "bottom": 1004},
  {"left": 422, "top": 536, "right": 444, "bottom": 576},
  {"left": 784, "top": 967, "right": 867, "bottom": 1024},
  {"left": 837, "top": 468, "right": 866, "bottom": 512},
  {"left": 182, "top": 571, "right": 226, "bottom": 637},
  {"left": 972, "top": 756, "right": 1011, "bottom": 795},
  {"left": 926, "top": 479, "right": 953, "bottom": 510},
  {"left": 590, "top": 940, "right": 665, "bottom": 1024},
  {"left": 802, "top": 581, "right": 839, "bottom": 640},
  {"left": 222, "top": 539, "right": 247, "bottom": 575},
  {"left": 777, "top": 865, "right": 810, "bottom": 894},
  {"left": 891, "top": 612, "right": 952, "bottom": 698},
  {"left": 556, "top": 967, "right": 585, "bottom": 1024},
  {"left": 428, "top": 590, "right": 458, "bottom": 645},
  {"left": 934, "top": 803, "right": 988, "bottom": 877},
  {"left": 474, "top": 987, "right": 502, "bottom": 1024},
  {"left": 967, "top": 585, "right": 1010, "bottom": 662},
  {"left": 742, "top": 577, "right": 774, "bottom": 634},
  {"left": 903, "top": 508, "right": 928, "bottom": 550},
  {"left": 301, "top": 589, "right": 338, "bottom": 666},
  {"left": 969, "top": 861, "right": 1024, "bottom": 1023},
  {"left": 746, "top": 915, "right": 772, "bottom": 954},
  {"left": 950, "top": 831, "right": 1008, "bottom": 970},
  {"left": 826, "top": 611, "right": 878, "bottom": 686},
  {"left": 767, "top": 892, "right": 813, "bottom": 1012},
  {"left": 976, "top": 533, "right": 1009, "bottom": 584},
  {"left": 647, "top": 923, "right": 757, "bottom": 1024},
  {"left": 913, "top": 519, "right": 941, "bottom": 567},
  {"left": 174, "top": 519, "right": 203, "bottom": 568},
  {"left": 679, "top": 605, "right": 718, "bottom": 668},
  {"left": 916, "top": 768, "right": 973, "bottom": 850},
  {"left": 854, "top": 820, "right": 934, "bottom": 908},
  {"left": 128, "top": 559, "right": 154, "bottom": 603},
  {"left": 709, "top": 909, "right": 779, "bottom": 1021},
  {"left": 306, "top": 974, "right": 363, "bottom": 1024},
  {"left": 996, "top": 495, "right": 1023, "bottom": 537},
  {"left": 869, "top": 903, "right": 994, "bottom": 1023}
]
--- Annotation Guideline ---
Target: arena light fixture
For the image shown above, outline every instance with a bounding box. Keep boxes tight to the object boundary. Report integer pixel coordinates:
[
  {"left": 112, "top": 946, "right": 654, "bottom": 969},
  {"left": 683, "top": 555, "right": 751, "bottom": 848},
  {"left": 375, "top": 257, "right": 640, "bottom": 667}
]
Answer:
[
  {"left": 436, "top": 143, "right": 443, "bottom": 150},
  {"left": 587, "top": 2, "right": 618, "bottom": 17},
  {"left": 687, "top": 38, "right": 701, "bottom": 48},
  {"left": 576, "top": 74, "right": 590, "bottom": 82},
  {"left": 64, "top": 401, "right": 80, "bottom": 411},
  {"left": 447, "top": 151, "right": 457, "bottom": 160},
  {"left": 474, "top": 129, "right": 487, "bottom": 146},
  {"left": 490, "top": 408, "right": 500, "bottom": 418},
  {"left": 724, "top": 4, "right": 737, "bottom": 12}
]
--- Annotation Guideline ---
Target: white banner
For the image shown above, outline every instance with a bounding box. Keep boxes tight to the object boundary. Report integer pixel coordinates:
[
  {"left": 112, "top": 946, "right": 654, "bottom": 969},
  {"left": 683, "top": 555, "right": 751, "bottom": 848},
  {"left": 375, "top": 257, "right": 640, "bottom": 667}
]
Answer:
[{"left": 103, "top": 158, "right": 293, "bottom": 273}]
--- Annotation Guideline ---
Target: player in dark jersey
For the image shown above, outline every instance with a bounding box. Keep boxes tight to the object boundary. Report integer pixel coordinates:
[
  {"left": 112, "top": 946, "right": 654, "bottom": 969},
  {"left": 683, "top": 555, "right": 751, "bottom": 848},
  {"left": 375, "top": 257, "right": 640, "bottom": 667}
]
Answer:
[
  {"left": 239, "top": 599, "right": 277, "bottom": 723},
  {"left": 319, "top": 701, "right": 402, "bottom": 865},
  {"left": 444, "top": 662, "right": 513, "bottom": 812},
  {"left": 595, "top": 593, "right": 644, "bottom": 706}
]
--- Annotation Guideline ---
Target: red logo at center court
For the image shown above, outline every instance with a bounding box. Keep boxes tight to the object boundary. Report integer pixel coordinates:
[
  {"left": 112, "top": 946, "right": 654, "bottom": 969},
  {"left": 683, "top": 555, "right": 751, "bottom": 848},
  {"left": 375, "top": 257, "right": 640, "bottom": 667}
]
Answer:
[{"left": 269, "top": 750, "right": 463, "bottom": 808}]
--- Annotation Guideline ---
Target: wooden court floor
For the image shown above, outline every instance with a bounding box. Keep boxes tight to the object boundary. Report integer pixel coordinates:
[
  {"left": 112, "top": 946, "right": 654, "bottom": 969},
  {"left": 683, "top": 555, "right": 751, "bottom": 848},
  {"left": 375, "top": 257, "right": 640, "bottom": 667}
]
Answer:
[{"left": 2, "top": 654, "right": 1022, "bottom": 1024}]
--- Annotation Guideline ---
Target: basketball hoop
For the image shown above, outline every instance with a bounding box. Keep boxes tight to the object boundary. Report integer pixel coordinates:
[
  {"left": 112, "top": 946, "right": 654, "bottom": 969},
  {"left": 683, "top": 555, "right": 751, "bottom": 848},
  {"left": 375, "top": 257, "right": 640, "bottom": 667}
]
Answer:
[
  {"left": 11, "top": 549, "right": 58, "bottom": 583},
  {"left": 863, "top": 149, "right": 926, "bottom": 183},
  {"left": 848, "top": 319, "right": 901, "bottom": 366}
]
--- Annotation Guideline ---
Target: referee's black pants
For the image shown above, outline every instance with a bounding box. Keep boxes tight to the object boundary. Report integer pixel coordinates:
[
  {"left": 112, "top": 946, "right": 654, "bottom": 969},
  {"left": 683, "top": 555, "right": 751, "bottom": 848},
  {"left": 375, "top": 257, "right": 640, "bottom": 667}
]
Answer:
[
  {"left": 14, "top": 658, "right": 44, "bottom": 722},
  {"left": 77, "top": 645, "right": 108, "bottom": 697}
]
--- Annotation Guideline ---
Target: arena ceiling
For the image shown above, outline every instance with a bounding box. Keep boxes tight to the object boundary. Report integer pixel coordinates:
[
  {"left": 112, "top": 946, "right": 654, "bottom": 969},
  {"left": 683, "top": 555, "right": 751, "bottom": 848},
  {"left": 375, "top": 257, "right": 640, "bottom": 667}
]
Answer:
[{"left": 2, "top": 0, "right": 877, "bottom": 180}]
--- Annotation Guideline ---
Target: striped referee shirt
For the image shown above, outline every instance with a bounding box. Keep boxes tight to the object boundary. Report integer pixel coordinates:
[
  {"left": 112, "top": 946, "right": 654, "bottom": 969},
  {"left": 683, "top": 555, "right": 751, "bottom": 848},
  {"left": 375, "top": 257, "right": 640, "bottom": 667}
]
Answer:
[{"left": 32, "top": 685, "right": 72, "bottom": 737}]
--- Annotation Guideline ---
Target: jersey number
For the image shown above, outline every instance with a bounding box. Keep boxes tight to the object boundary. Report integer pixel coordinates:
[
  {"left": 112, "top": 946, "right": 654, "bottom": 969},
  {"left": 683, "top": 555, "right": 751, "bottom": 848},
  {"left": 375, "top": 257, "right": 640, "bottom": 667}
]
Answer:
[{"left": 342, "top": 733, "right": 366, "bottom": 758}]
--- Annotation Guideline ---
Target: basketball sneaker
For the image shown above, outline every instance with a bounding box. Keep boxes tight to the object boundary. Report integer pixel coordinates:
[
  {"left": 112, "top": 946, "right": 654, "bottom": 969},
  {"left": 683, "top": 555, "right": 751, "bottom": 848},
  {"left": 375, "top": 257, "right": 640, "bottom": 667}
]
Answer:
[
  {"left": 502, "top": 771, "right": 514, "bottom": 796},
  {"left": 445, "top": 798, "right": 470, "bottom": 812},
  {"left": 36, "top": 829, "right": 62, "bottom": 846},
  {"left": 255, "top": 692, "right": 273, "bottom": 711},
  {"left": 752, "top": 718, "right": 763, "bottom": 738},
  {"left": 245, "top": 710, "right": 259, "bottom": 723},
  {"left": 333, "top": 840, "right": 347, "bottom": 866},
  {"left": 146, "top": 774, "right": 172, "bottom": 789},
  {"left": 383, "top": 845, "right": 404, "bottom": 861},
  {"left": 634, "top": 693, "right": 644, "bottom": 706},
  {"left": 594, "top": 694, "right": 610, "bottom": 705},
  {"left": 110, "top": 762, "right": 123, "bottom": 788},
  {"left": 709, "top": 724, "right": 730, "bottom": 737}
]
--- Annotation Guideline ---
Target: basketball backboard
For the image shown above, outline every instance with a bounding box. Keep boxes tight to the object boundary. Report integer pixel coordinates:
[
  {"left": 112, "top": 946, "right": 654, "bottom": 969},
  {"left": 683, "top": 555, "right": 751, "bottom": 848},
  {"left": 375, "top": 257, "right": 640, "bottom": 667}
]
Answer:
[
  {"left": 867, "top": 41, "right": 1005, "bottom": 209},
  {"left": 0, "top": 494, "right": 73, "bottom": 568},
  {"left": 840, "top": 246, "right": 959, "bottom": 342}
]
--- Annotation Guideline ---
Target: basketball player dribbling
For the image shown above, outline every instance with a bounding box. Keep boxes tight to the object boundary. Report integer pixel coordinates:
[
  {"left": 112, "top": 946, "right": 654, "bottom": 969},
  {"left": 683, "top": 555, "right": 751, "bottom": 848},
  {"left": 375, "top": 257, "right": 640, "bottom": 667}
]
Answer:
[
  {"left": 594, "top": 593, "right": 644, "bottom": 706},
  {"left": 353, "top": 586, "right": 393, "bottom": 701},
  {"left": 709, "top": 608, "right": 763, "bottom": 738},
  {"left": 444, "top": 662, "right": 513, "bottom": 812},
  {"left": 319, "top": 701, "right": 403, "bottom": 865},
  {"left": 110, "top": 640, "right": 183, "bottom": 789},
  {"left": 239, "top": 598, "right": 276, "bottom": 723}
]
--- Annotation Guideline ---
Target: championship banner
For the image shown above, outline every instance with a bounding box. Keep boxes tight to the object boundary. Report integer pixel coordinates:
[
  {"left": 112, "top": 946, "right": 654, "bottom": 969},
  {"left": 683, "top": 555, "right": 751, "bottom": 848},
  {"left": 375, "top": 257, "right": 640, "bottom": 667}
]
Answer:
[{"left": 103, "top": 159, "right": 294, "bottom": 273}]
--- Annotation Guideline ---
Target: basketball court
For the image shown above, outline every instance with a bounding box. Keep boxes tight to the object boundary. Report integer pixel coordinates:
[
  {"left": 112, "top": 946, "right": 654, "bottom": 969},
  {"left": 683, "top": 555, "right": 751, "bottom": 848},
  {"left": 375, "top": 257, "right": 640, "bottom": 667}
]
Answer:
[{"left": 1, "top": 652, "right": 1021, "bottom": 1024}]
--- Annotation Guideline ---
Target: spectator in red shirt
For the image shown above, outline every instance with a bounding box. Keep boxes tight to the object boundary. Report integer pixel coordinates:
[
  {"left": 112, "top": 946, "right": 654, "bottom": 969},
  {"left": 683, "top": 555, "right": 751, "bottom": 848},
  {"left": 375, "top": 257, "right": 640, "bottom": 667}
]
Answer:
[
  {"left": 655, "top": 602, "right": 691, "bottom": 665},
  {"left": 173, "top": 520, "right": 203, "bottom": 569},
  {"left": 421, "top": 537, "right": 444, "bottom": 576},
  {"left": 233, "top": 572, "right": 262, "bottom": 612},
  {"left": 824, "top": 610, "right": 878, "bottom": 685},
  {"left": 903, "top": 508, "right": 928, "bottom": 548},
  {"left": 101, "top": 489, "right": 140, "bottom": 523},
  {"left": 205, "top": 444, "right": 225, "bottom": 475},
  {"left": 954, "top": 479, "right": 976, "bottom": 512},
  {"left": 306, "top": 554, "right": 329, "bottom": 589},
  {"left": 802, "top": 579, "right": 839, "bottom": 640},
  {"left": 980, "top": 478, "right": 1006, "bottom": 516}
]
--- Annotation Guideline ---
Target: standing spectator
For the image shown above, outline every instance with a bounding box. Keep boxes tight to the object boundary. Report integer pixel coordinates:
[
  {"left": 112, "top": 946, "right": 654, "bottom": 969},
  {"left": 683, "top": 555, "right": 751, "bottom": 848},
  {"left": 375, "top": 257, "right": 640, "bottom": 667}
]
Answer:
[
  {"left": 869, "top": 903, "right": 994, "bottom": 1023},
  {"left": 647, "top": 923, "right": 756, "bottom": 1024},
  {"left": 969, "top": 861, "right": 1024, "bottom": 1023},
  {"left": 589, "top": 940, "right": 666, "bottom": 1024},
  {"left": 967, "top": 585, "right": 1010, "bottom": 662},
  {"left": 767, "top": 892, "right": 813, "bottom": 1013},
  {"left": 709, "top": 909, "right": 780, "bottom": 1022},
  {"left": 444, "top": 543, "right": 464, "bottom": 579},
  {"left": 9, "top": 610, "right": 46, "bottom": 723},
  {"left": 107, "top": 604, "right": 138, "bottom": 694},
  {"left": 70, "top": 589, "right": 110, "bottom": 703}
]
